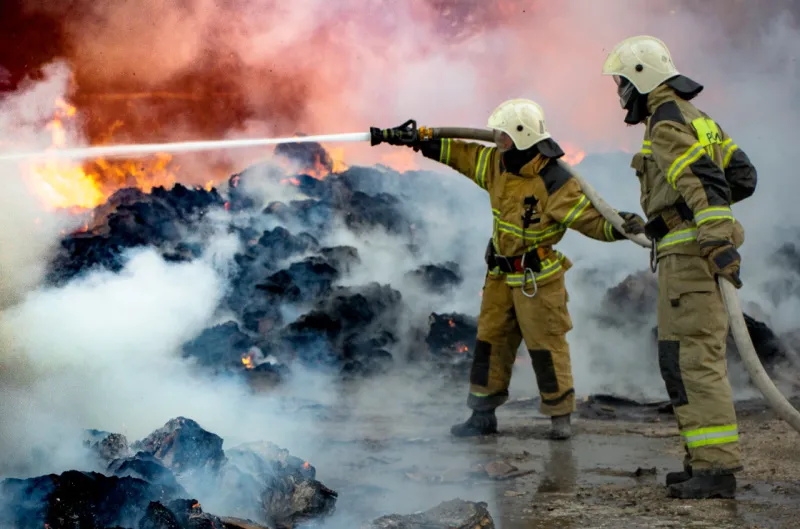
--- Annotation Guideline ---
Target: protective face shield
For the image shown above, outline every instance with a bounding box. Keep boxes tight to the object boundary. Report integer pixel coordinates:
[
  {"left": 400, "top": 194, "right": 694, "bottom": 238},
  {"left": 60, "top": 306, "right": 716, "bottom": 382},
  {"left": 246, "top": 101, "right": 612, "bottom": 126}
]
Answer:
[
  {"left": 487, "top": 99, "right": 551, "bottom": 151},
  {"left": 613, "top": 75, "right": 636, "bottom": 110},
  {"left": 493, "top": 129, "right": 514, "bottom": 152}
]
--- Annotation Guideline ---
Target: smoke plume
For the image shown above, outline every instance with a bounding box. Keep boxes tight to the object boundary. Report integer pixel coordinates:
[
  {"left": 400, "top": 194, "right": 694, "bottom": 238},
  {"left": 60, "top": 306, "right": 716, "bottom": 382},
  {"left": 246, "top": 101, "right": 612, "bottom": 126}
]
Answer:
[{"left": 1, "top": 0, "right": 800, "bottom": 523}]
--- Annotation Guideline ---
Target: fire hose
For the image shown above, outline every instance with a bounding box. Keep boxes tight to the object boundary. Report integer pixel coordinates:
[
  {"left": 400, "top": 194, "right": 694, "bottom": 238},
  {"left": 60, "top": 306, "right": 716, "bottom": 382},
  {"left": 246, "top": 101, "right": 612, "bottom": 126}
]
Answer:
[{"left": 425, "top": 126, "right": 800, "bottom": 434}]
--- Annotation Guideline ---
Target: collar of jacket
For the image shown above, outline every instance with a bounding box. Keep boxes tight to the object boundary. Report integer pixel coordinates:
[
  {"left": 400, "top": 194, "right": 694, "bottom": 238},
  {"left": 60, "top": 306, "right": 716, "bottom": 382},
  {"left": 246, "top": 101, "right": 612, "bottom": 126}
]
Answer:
[
  {"left": 502, "top": 138, "right": 564, "bottom": 176},
  {"left": 646, "top": 84, "right": 680, "bottom": 115},
  {"left": 646, "top": 75, "right": 704, "bottom": 115}
]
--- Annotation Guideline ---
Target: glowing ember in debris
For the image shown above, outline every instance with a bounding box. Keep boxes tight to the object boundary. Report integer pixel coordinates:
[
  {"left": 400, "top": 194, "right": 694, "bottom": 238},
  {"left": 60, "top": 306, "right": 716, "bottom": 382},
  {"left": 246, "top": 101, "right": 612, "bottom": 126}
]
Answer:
[
  {"left": 303, "top": 461, "right": 311, "bottom": 469},
  {"left": 192, "top": 502, "right": 201, "bottom": 509},
  {"left": 456, "top": 343, "right": 469, "bottom": 354},
  {"left": 448, "top": 319, "right": 456, "bottom": 328},
  {"left": 241, "top": 352, "right": 255, "bottom": 370},
  {"left": 280, "top": 177, "right": 301, "bottom": 186}
]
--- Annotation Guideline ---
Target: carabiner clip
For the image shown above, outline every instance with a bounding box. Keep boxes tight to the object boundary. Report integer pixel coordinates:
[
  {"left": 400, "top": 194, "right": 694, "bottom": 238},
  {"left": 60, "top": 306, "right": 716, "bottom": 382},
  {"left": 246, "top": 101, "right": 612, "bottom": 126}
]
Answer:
[
  {"left": 649, "top": 238, "right": 658, "bottom": 273},
  {"left": 522, "top": 268, "right": 538, "bottom": 298}
]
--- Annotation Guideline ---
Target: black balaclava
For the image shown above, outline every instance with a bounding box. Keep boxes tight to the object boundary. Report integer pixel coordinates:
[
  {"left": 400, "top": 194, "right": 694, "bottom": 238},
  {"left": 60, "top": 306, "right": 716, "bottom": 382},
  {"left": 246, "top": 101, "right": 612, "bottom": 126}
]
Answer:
[
  {"left": 618, "top": 76, "right": 650, "bottom": 125},
  {"left": 618, "top": 74, "right": 705, "bottom": 125},
  {"left": 502, "top": 138, "right": 565, "bottom": 175}
]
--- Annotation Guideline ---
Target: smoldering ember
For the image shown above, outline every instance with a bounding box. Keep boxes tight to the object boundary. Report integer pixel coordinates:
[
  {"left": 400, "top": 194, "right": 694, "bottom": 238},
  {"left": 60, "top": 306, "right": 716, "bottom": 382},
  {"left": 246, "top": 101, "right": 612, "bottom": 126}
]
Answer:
[{"left": 2, "top": 141, "right": 799, "bottom": 529}]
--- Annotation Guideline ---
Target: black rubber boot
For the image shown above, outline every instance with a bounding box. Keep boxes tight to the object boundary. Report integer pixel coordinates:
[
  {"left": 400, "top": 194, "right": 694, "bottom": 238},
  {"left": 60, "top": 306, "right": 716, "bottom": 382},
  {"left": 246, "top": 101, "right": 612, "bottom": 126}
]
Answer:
[
  {"left": 665, "top": 468, "right": 692, "bottom": 486},
  {"left": 667, "top": 474, "right": 736, "bottom": 499},
  {"left": 450, "top": 410, "right": 498, "bottom": 437},
  {"left": 550, "top": 414, "right": 572, "bottom": 440}
]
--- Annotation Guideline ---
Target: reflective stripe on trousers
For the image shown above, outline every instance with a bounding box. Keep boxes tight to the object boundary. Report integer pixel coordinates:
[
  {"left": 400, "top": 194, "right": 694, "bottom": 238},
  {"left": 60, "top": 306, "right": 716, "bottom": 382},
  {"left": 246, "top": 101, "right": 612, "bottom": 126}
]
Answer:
[{"left": 682, "top": 424, "right": 739, "bottom": 448}]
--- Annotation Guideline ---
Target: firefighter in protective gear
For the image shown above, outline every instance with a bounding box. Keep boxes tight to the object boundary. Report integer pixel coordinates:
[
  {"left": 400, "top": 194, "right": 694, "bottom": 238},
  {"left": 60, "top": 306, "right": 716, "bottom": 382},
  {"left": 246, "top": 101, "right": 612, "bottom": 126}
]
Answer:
[
  {"left": 603, "top": 35, "right": 757, "bottom": 499},
  {"left": 371, "top": 99, "right": 645, "bottom": 440}
]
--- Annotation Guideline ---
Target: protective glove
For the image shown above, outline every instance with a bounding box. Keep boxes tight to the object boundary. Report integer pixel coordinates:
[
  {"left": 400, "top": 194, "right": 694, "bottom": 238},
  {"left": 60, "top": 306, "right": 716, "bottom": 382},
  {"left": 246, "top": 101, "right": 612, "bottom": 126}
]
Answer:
[
  {"left": 701, "top": 241, "right": 743, "bottom": 288},
  {"left": 610, "top": 211, "right": 646, "bottom": 240},
  {"left": 370, "top": 119, "right": 423, "bottom": 149}
]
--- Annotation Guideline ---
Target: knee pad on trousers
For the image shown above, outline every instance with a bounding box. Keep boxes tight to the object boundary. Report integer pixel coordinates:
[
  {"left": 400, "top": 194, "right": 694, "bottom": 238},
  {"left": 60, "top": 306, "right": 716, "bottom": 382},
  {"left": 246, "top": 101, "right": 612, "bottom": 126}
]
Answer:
[
  {"left": 659, "top": 340, "right": 689, "bottom": 407},
  {"left": 470, "top": 340, "right": 492, "bottom": 387},
  {"left": 528, "top": 349, "right": 559, "bottom": 394}
]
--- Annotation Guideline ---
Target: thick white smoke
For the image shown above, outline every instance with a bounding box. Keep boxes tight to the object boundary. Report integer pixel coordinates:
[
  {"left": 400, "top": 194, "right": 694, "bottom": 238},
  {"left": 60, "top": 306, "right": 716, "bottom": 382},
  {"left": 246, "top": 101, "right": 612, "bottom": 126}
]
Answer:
[{"left": 1, "top": 1, "right": 799, "bottom": 525}]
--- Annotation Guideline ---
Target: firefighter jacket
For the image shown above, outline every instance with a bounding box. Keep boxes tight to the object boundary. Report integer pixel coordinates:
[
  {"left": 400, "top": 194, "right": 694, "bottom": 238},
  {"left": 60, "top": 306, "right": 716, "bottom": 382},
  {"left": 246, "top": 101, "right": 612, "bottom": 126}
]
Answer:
[
  {"left": 421, "top": 139, "right": 622, "bottom": 288},
  {"left": 632, "top": 84, "right": 757, "bottom": 257}
]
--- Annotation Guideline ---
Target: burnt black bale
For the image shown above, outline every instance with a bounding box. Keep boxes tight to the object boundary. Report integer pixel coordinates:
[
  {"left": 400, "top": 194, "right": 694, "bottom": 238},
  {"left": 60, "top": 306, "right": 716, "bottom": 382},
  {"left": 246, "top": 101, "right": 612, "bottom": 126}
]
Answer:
[
  {"left": 282, "top": 283, "right": 402, "bottom": 374},
  {"left": 226, "top": 227, "right": 319, "bottom": 330},
  {"left": 255, "top": 227, "right": 319, "bottom": 264},
  {"left": 425, "top": 313, "right": 477, "bottom": 369},
  {"left": 406, "top": 262, "right": 463, "bottom": 294},
  {"left": 138, "top": 500, "right": 223, "bottom": 529},
  {"left": 257, "top": 257, "right": 340, "bottom": 303},
  {"left": 182, "top": 321, "right": 256, "bottom": 368},
  {"left": 108, "top": 454, "right": 188, "bottom": 498},
  {"left": 319, "top": 245, "right": 361, "bottom": 274},
  {"left": 0, "top": 471, "right": 176, "bottom": 529},
  {"left": 131, "top": 417, "right": 226, "bottom": 475},
  {"left": 48, "top": 184, "right": 225, "bottom": 285},
  {"left": 84, "top": 429, "right": 132, "bottom": 463}
]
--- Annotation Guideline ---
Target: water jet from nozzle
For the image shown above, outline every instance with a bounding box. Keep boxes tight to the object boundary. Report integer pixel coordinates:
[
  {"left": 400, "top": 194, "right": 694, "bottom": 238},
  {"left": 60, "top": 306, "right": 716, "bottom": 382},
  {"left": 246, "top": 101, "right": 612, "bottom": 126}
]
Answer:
[{"left": 0, "top": 132, "right": 371, "bottom": 163}]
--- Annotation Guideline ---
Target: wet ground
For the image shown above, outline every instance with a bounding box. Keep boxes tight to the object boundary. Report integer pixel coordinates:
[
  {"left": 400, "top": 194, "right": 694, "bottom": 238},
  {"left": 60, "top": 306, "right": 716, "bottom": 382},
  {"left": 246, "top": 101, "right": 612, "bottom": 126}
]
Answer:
[{"left": 253, "top": 372, "right": 800, "bottom": 529}]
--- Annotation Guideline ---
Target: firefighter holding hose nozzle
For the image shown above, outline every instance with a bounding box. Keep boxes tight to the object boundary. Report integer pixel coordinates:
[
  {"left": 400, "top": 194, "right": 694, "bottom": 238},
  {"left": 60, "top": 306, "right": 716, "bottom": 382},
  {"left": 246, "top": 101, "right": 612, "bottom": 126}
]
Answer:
[
  {"left": 370, "top": 100, "right": 645, "bottom": 440},
  {"left": 602, "top": 35, "right": 758, "bottom": 499}
]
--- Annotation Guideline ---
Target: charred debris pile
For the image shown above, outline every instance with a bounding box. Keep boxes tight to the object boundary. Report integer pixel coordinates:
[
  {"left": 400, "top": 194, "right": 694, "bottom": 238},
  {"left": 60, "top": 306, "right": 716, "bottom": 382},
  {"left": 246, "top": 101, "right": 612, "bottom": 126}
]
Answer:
[
  {"left": 47, "top": 142, "right": 793, "bottom": 381},
  {"left": 48, "top": 142, "right": 478, "bottom": 379},
  {"left": 0, "top": 417, "right": 337, "bottom": 529},
  {"left": 0, "top": 416, "right": 497, "bottom": 529}
]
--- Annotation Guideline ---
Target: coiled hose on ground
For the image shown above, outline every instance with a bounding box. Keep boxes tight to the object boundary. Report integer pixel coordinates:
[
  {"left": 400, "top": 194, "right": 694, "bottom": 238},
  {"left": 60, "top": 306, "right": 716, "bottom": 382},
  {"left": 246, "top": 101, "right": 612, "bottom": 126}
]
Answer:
[{"left": 430, "top": 127, "right": 800, "bottom": 433}]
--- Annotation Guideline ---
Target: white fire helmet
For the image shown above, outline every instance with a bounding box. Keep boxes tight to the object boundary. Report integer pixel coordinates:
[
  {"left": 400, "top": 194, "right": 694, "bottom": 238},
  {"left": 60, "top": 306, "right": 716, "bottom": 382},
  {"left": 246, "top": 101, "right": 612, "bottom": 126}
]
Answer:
[
  {"left": 602, "top": 35, "right": 679, "bottom": 94},
  {"left": 487, "top": 98, "right": 551, "bottom": 151}
]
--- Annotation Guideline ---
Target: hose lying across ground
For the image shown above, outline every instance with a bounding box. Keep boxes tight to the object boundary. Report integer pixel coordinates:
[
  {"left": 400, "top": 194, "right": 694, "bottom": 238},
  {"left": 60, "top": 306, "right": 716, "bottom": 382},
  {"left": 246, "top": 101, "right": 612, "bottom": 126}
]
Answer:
[{"left": 431, "top": 127, "right": 800, "bottom": 434}]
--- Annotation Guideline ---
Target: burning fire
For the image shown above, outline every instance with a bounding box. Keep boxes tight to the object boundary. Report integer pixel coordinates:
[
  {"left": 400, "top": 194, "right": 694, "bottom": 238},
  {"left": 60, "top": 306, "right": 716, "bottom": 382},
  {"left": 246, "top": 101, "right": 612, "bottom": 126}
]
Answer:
[
  {"left": 561, "top": 142, "right": 586, "bottom": 166},
  {"left": 448, "top": 319, "right": 456, "bottom": 328},
  {"left": 303, "top": 461, "right": 311, "bottom": 469},
  {"left": 22, "top": 99, "right": 189, "bottom": 210},
  {"left": 456, "top": 343, "right": 469, "bottom": 353},
  {"left": 279, "top": 145, "right": 347, "bottom": 186},
  {"left": 241, "top": 352, "right": 255, "bottom": 370}
]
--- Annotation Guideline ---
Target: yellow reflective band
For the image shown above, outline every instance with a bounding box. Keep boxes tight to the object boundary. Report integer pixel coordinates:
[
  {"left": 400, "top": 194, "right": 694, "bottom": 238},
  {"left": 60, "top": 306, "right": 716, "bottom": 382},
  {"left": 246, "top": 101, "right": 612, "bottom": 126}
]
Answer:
[
  {"left": 603, "top": 220, "right": 615, "bottom": 241},
  {"left": 666, "top": 142, "right": 705, "bottom": 189},
  {"left": 440, "top": 138, "right": 452, "bottom": 165},
  {"left": 692, "top": 117, "right": 722, "bottom": 147},
  {"left": 562, "top": 194, "right": 591, "bottom": 227},
  {"left": 641, "top": 139, "right": 652, "bottom": 155},
  {"left": 721, "top": 138, "right": 739, "bottom": 169},
  {"left": 475, "top": 147, "right": 493, "bottom": 189},
  {"left": 495, "top": 222, "right": 565, "bottom": 244},
  {"left": 656, "top": 228, "right": 697, "bottom": 251},
  {"left": 505, "top": 256, "right": 564, "bottom": 286},
  {"left": 682, "top": 424, "right": 739, "bottom": 448},
  {"left": 695, "top": 206, "right": 734, "bottom": 226},
  {"left": 470, "top": 392, "right": 491, "bottom": 397},
  {"left": 492, "top": 208, "right": 501, "bottom": 215}
]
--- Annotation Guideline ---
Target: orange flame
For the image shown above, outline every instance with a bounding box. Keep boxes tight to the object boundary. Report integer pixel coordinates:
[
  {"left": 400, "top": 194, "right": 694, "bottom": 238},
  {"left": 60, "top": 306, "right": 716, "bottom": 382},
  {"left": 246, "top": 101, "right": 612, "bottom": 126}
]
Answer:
[
  {"left": 241, "top": 352, "right": 255, "bottom": 370},
  {"left": 21, "top": 99, "right": 209, "bottom": 211},
  {"left": 456, "top": 343, "right": 469, "bottom": 353},
  {"left": 448, "top": 319, "right": 456, "bottom": 328},
  {"left": 303, "top": 461, "right": 311, "bottom": 469},
  {"left": 561, "top": 142, "right": 586, "bottom": 166}
]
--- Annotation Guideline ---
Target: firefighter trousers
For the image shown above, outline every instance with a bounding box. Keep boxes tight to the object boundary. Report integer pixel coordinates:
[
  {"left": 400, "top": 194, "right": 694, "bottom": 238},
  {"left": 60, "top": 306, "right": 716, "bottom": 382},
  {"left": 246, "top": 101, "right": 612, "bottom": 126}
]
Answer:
[
  {"left": 467, "top": 272, "right": 576, "bottom": 417},
  {"left": 657, "top": 253, "right": 742, "bottom": 475}
]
